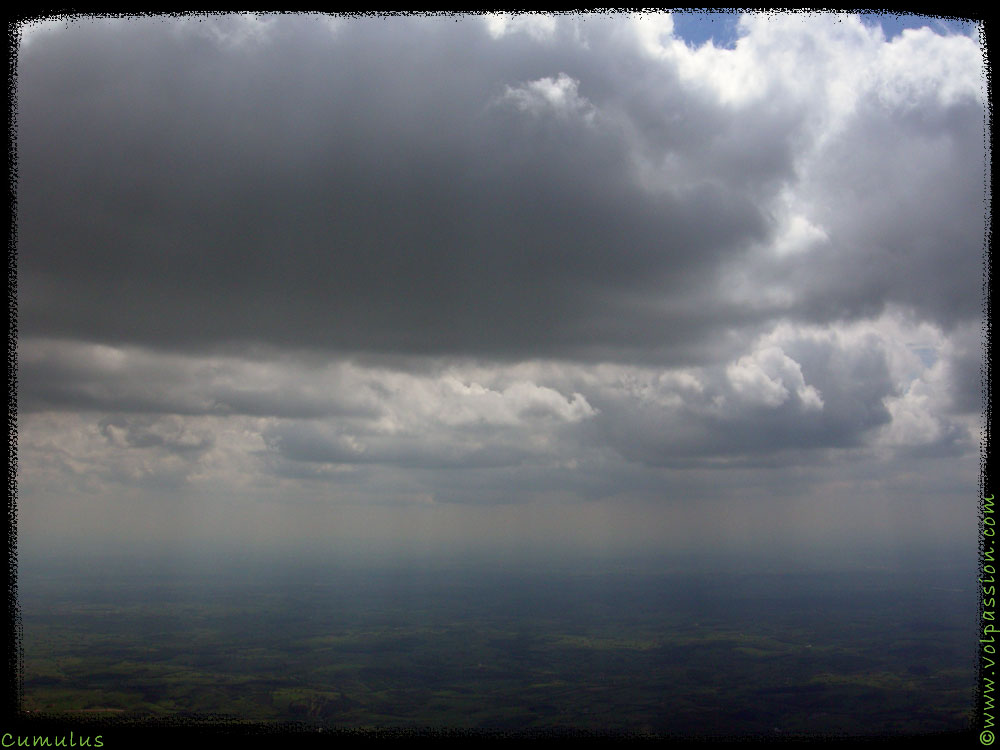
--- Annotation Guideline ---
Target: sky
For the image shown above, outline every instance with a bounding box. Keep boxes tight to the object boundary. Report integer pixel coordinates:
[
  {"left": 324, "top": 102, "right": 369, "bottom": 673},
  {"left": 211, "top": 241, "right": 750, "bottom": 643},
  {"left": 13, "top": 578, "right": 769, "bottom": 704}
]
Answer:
[{"left": 13, "top": 12, "right": 987, "bottom": 564}]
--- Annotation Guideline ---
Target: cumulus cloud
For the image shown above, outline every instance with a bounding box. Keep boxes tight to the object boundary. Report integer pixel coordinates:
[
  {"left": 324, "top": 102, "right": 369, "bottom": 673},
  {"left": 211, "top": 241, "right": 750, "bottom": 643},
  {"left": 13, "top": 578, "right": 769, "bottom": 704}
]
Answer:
[
  {"left": 483, "top": 12, "right": 557, "bottom": 41},
  {"left": 726, "top": 346, "right": 824, "bottom": 410},
  {"left": 500, "top": 73, "right": 596, "bottom": 123},
  {"left": 13, "top": 12, "right": 985, "bottom": 554}
]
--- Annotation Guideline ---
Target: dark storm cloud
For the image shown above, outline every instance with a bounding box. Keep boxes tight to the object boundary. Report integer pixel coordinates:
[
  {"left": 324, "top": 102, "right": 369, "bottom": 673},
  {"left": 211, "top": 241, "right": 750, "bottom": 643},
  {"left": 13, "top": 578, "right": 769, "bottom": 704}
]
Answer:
[
  {"left": 16, "top": 15, "right": 789, "bottom": 362},
  {"left": 17, "top": 15, "right": 984, "bottom": 367}
]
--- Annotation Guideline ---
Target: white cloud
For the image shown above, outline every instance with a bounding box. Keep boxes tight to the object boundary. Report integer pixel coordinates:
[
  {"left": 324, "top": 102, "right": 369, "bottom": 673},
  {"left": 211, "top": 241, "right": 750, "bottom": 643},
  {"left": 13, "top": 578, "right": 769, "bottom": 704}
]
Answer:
[
  {"left": 629, "top": 11, "right": 676, "bottom": 57},
  {"left": 484, "top": 12, "right": 557, "bottom": 41},
  {"left": 500, "top": 73, "right": 596, "bottom": 123},
  {"left": 873, "top": 26, "right": 986, "bottom": 110},
  {"left": 727, "top": 345, "right": 823, "bottom": 411}
]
